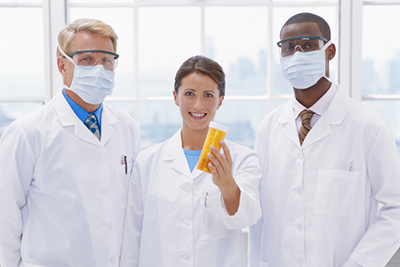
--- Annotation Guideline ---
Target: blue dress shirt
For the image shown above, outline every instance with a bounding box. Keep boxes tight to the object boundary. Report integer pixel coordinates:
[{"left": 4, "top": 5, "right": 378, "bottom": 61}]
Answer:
[{"left": 62, "top": 89, "right": 102, "bottom": 134}]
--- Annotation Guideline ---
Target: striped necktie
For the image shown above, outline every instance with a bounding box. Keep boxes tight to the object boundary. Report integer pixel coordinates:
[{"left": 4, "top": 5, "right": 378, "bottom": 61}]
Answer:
[
  {"left": 299, "top": 109, "right": 314, "bottom": 145},
  {"left": 84, "top": 113, "right": 100, "bottom": 140}
]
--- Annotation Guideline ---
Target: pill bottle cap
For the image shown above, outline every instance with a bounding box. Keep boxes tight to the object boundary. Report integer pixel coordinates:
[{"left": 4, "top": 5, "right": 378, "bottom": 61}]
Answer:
[{"left": 209, "top": 121, "right": 229, "bottom": 133}]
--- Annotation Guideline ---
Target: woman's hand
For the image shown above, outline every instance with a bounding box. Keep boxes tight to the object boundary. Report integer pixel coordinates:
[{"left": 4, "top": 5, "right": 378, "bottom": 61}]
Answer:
[{"left": 208, "top": 140, "right": 241, "bottom": 215}]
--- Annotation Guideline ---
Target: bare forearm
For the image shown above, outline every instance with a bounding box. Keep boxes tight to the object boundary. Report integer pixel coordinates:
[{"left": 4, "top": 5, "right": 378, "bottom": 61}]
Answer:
[{"left": 220, "top": 181, "right": 241, "bottom": 215}]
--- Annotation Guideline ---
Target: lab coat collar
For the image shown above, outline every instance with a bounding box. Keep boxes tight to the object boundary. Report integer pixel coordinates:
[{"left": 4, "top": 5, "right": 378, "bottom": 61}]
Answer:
[
  {"left": 278, "top": 84, "right": 350, "bottom": 149},
  {"left": 165, "top": 129, "right": 204, "bottom": 180},
  {"left": 278, "top": 101, "right": 300, "bottom": 147},
  {"left": 301, "top": 84, "right": 349, "bottom": 148},
  {"left": 53, "top": 90, "right": 118, "bottom": 147},
  {"left": 99, "top": 105, "right": 118, "bottom": 146}
]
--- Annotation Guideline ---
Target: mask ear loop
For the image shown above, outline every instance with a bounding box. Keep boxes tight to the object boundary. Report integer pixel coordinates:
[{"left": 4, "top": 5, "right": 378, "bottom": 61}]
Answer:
[
  {"left": 321, "top": 40, "right": 333, "bottom": 83},
  {"left": 57, "top": 41, "right": 78, "bottom": 90},
  {"left": 321, "top": 40, "right": 333, "bottom": 50},
  {"left": 57, "top": 41, "right": 76, "bottom": 65}
]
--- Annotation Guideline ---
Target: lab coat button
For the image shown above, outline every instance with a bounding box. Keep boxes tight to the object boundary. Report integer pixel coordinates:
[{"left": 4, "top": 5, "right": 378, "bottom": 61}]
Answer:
[
  {"left": 296, "top": 189, "right": 303, "bottom": 197},
  {"left": 103, "top": 189, "right": 109, "bottom": 196},
  {"left": 183, "top": 186, "right": 191, "bottom": 193},
  {"left": 297, "top": 223, "right": 303, "bottom": 232},
  {"left": 183, "top": 219, "right": 190, "bottom": 225},
  {"left": 183, "top": 254, "right": 190, "bottom": 260},
  {"left": 110, "top": 257, "right": 116, "bottom": 263},
  {"left": 108, "top": 223, "right": 114, "bottom": 229}
]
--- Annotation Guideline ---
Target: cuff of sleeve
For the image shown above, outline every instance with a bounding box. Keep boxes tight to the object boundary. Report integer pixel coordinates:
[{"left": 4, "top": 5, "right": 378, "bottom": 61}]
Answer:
[{"left": 219, "top": 186, "right": 261, "bottom": 229}]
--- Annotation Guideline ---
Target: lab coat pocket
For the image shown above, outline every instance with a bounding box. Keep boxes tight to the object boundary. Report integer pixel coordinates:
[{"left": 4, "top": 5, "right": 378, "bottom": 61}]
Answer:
[
  {"left": 315, "top": 169, "right": 360, "bottom": 217},
  {"left": 202, "top": 194, "right": 240, "bottom": 240},
  {"left": 115, "top": 162, "right": 133, "bottom": 209}
]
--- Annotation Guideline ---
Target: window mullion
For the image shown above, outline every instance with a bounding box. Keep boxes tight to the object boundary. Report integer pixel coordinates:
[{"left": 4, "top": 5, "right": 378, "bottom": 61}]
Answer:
[
  {"left": 44, "top": 0, "right": 67, "bottom": 102},
  {"left": 339, "top": 0, "right": 363, "bottom": 101}
]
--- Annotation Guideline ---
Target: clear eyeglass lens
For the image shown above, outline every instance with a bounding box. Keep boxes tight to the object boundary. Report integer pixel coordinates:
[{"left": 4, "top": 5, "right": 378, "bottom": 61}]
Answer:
[
  {"left": 72, "top": 52, "right": 117, "bottom": 70},
  {"left": 279, "top": 38, "right": 324, "bottom": 57}
]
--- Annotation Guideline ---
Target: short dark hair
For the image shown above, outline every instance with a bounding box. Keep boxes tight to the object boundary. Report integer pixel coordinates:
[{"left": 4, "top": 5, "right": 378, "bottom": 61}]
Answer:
[
  {"left": 281, "top": 12, "right": 331, "bottom": 41},
  {"left": 174, "top": 55, "right": 225, "bottom": 96}
]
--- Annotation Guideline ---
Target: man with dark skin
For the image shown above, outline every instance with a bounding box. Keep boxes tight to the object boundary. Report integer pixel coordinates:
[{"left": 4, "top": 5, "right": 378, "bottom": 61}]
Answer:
[
  {"left": 282, "top": 20, "right": 336, "bottom": 108},
  {"left": 249, "top": 12, "right": 400, "bottom": 267}
]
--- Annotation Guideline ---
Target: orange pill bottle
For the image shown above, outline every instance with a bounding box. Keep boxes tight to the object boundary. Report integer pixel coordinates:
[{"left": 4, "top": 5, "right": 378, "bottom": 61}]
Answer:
[{"left": 196, "top": 121, "right": 230, "bottom": 173}]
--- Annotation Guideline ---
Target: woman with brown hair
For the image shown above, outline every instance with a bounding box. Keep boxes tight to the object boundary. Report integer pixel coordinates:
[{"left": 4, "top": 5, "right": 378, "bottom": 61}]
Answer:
[{"left": 120, "top": 55, "right": 262, "bottom": 267}]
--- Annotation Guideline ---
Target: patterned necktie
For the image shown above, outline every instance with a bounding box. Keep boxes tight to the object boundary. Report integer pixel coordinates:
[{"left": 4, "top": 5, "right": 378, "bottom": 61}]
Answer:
[
  {"left": 84, "top": 113, "right": 100, "bottom": 140},
  {"left": 299, "top": 109, "right": 314, "bottom": 145}
]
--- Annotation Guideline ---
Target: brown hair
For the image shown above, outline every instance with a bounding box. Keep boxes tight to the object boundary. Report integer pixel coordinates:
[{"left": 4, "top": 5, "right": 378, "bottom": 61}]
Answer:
[{"left": 174, "top": 55, "right": 225, "bottom": 96}]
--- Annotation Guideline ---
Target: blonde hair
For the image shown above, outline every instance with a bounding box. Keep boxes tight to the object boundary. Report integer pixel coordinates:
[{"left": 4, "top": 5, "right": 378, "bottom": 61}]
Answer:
[{"left": 57, "top": 18, "right": 118, "bottom": 57}]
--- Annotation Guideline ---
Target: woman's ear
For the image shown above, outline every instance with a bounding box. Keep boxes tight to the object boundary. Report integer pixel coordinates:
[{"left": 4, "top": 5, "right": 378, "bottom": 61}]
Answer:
[
  {"left": 217, "top": 95, "right": 224, "bottom": 110},
  {"left": 173, "top": 90, "right": 179, "bottom": 107}
]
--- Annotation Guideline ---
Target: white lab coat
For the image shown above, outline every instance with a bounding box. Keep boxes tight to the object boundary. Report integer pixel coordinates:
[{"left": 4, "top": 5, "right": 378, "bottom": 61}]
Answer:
[
  {"left": 0, "top": 91, "right": 141, "bottom": 267},
  {"left": 248, "top": 84, "right": 400, "bottom": 267},
  {"left": 120, "top": 129, "right": 262, "bottom": 267}
]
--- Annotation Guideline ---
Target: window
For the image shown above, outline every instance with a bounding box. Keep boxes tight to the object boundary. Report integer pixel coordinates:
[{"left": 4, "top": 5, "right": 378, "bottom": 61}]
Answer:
[
  {"left": 362, "top": 0, "right": 400, "bottom": 150},
  {"left": 0, "top": 1, "right": 45, "bottom": 136},
  {"left": 1, "top": 0, "right": 399, "bottom": 153},
  {"left": 66, "top": 0, "right": 339, "bottom": 149}
]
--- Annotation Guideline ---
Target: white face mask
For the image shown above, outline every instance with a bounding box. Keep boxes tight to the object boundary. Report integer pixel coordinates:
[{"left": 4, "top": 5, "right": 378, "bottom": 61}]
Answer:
[
  {"left": 58, "top": 45, "right": 115, "bottom": 105},
  {"left": 279, "top": 40, "right": 332, "bottom": 90}
]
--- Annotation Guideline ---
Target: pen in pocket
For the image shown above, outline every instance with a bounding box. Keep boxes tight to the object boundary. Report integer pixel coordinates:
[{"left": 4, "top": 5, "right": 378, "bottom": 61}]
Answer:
[
  {"left": 121, "top": 155, "right": 128, "bottom": 175},
  {"left": 348, "top": 159, "right": 354, "bottom": 172},
  {"left": 204, "top": 192, "right": 209, "bottom": 208},
  {"left": 124, "top": 155, "right": 127, "bottom": 175}
]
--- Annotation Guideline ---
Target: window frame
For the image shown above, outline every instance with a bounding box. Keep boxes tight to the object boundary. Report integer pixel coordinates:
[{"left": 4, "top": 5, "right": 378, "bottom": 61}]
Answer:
[{"left": 2, "top": 0, "right": 400, "bottom": 140}]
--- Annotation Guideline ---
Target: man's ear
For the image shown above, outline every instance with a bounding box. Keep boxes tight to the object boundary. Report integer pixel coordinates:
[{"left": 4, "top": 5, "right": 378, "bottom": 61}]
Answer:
[
  {"left": 327, "top": 43, "right": 336, "bottom": 60},
  {"left": 57, "top": 56, "right": 67, "bottom": 76}
]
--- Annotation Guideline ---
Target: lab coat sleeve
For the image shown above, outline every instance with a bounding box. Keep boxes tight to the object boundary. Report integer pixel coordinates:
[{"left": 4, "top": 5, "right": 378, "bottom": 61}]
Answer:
[
  {"left": 120, "top": 160, "right": 143, "bottom": 267},
  {"left": 220, "top": 145, "right": 262, "bottom": 230},
  {"left": 348, "top": 125, "right": 400, "bottom": 267},
  {"left": 342, "top": 259, "right": 362, "bottom": 267},
  {"left": 0, "top": 123, "right": 36, "bottom": 267}
]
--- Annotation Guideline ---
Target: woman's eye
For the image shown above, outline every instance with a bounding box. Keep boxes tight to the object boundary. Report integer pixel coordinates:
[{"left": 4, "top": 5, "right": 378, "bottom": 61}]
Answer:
[
  {"left": 204, "top": 93, "right": 213, "bottom": 98},
  {"left": 185, "top": 92, "right": 194, "bottom": 96}
]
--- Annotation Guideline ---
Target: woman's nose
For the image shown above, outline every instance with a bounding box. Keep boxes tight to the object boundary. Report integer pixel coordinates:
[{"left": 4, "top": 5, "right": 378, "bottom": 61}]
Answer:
[{"left": 193, "top": 97, "right": 203, "bottom": 109}]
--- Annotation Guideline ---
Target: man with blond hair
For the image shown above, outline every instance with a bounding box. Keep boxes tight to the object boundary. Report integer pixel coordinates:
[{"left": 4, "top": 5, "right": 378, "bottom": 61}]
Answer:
[{"left": 0, "top": 18, "right": 141, "bottom": 266}]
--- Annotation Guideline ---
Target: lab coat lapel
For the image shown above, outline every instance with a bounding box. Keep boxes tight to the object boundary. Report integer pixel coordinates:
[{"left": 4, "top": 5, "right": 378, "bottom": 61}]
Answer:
[
  {"left": 302, "top": 85, "right": 350, "bottom": 148},
  {"left": 99, "top": 105, "right": 117, "bottom": 146},
  {"left": 165, "top": 130, "right": 192, "bottom": 180},
  {"left": 279, "top": 101, "right": 302, "bottom": 148},
  {"left": 192, "top": 168, "right": 204, "bottom": 180},
  {"left": 53, "top": 91, "right": 102, "bottom": 147}
]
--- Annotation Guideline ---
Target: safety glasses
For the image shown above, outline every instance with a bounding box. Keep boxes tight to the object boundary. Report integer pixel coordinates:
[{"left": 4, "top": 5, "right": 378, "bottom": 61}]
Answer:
[
  {"left": 277, "top": 36, "right": 328, "bottom": 57},
  {"left": 68, "top": 50, "right": 119, "bottom": 70}
]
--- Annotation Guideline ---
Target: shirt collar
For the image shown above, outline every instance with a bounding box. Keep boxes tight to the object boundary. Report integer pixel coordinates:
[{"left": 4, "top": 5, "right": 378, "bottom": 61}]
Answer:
[
  {"left": 62, "top": 89, "right": 103, "bottom": 125},
  {"left": 292, "top": 83, "right": 337, "bottom": 119}
]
